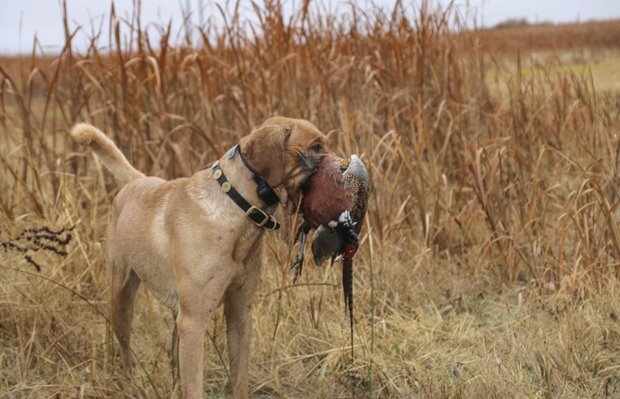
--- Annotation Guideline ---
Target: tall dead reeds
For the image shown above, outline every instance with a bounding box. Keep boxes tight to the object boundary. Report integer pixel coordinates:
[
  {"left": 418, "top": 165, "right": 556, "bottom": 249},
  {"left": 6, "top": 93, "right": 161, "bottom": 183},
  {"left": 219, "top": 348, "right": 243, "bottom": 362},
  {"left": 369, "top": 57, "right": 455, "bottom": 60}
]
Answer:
[{"left": 1, "top": 1, "right": 620, "bottom": 397}]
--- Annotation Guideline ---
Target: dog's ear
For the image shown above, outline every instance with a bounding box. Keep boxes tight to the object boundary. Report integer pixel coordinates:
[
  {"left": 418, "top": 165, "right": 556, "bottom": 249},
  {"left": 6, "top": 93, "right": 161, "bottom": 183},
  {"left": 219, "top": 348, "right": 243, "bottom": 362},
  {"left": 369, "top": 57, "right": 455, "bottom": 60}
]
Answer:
[{"left": 240, "top": 125, "right": 291, "bottom": 188}]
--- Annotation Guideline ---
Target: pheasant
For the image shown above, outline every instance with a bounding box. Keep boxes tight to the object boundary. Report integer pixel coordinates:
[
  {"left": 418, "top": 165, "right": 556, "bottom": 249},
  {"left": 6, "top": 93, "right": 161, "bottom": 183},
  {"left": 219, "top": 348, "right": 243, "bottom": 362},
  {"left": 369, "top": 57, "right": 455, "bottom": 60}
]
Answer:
[
  {"left": 294, "top": 154, "right": 369, "bottom": 274},
  {"left": 310, "top": 155, "right": 369, "bottom": 266},
  {"left": 293, "top": 154, "right": 370, "bottom": 353}
]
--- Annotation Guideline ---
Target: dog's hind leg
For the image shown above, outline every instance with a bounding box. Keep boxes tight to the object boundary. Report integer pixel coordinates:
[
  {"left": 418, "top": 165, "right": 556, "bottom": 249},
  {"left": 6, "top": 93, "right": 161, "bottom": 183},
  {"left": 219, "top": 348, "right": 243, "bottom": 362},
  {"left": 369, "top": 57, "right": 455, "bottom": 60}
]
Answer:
[{"left": 110, "top": 266, "right": 141, "bottom": 373}]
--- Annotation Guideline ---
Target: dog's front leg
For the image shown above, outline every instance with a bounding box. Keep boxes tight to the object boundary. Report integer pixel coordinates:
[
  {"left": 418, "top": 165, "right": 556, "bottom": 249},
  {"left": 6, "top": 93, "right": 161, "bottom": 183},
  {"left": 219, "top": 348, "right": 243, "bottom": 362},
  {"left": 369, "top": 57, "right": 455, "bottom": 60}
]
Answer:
[
  {"left": 177, "top": 269, "right": 233, "bottom": 399},
  {"left": 177, "top": 313, "right": 207, "bottom": 399},
  {"left": 224, "top": 262, "right": 261, "bottom": 399},
  {"left": 224, "top": 287, "right": 253, "bottom": 398}
]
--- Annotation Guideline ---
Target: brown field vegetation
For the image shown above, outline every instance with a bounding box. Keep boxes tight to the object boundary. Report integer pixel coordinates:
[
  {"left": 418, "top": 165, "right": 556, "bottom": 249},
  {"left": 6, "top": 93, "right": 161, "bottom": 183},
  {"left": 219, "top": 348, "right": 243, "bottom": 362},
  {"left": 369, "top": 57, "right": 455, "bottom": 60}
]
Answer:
[
  {"left": 1, "top": 2, "right": 619, "bottom": 398},
  {"left": 478, "top": 19, "right": 620, "bottom": 53}
]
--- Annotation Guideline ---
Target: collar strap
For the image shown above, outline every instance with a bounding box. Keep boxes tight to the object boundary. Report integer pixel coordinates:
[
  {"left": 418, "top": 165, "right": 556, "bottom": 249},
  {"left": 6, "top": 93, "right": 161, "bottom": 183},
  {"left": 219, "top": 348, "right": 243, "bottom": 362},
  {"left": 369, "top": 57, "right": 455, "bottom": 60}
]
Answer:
[
  {"left": 228, "top": 144, "right": 280, "bottom": 206},
  {"left": 212, "top": 162, "right": 280, "bottom": 231}
]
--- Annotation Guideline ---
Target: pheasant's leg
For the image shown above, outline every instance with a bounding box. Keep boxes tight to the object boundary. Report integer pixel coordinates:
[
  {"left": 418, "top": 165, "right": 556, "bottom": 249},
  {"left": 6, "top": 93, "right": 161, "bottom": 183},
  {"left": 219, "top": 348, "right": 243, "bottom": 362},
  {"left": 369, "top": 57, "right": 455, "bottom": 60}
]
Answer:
[{"left": 292, "top": 231, "right": 308, "bottom": 283}]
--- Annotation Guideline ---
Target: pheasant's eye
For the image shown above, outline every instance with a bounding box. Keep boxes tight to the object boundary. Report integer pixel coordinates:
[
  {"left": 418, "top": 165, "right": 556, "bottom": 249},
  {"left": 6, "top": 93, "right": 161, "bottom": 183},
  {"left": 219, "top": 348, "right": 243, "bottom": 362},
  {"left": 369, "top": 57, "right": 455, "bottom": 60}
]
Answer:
[{"left": 311, "top": 143, "right": 325, "bottom": 153}]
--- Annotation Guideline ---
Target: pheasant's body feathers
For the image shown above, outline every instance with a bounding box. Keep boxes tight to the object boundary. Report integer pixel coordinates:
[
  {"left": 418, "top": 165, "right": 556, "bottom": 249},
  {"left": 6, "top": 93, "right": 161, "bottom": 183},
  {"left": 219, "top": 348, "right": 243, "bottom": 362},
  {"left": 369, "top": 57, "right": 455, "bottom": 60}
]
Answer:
[
  {"left": 301, "top": 154, "right": 353, "bottom": 228},
  {"left": 308, "top": 154, "right": 369, "bottom": 266}
]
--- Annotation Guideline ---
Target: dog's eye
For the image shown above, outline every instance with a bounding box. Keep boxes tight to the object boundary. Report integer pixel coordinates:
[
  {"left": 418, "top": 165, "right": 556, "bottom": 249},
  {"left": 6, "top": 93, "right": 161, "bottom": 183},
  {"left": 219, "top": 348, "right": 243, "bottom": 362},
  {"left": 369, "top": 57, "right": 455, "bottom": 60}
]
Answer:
[{"left": 311, "top": 143, "right": 325, "bottom": 153}]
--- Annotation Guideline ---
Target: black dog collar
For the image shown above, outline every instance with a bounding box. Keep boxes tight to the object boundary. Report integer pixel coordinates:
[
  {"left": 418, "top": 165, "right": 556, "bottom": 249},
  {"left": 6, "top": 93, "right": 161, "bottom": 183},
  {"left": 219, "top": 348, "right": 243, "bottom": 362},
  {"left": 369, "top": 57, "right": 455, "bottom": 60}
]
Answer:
[
  {"left": 227, "top": 144, "right": 280, "bottom": 206},
  {"left": 211, "top": 162, "right": 280, "bottom": 231}
]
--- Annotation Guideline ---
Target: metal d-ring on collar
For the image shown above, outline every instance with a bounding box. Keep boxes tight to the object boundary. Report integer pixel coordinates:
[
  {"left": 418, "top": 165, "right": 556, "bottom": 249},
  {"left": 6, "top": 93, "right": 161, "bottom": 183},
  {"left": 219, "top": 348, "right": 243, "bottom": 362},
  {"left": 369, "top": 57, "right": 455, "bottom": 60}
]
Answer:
[{"left": 211, "top": 161, "right": 280, "bottom": 231}]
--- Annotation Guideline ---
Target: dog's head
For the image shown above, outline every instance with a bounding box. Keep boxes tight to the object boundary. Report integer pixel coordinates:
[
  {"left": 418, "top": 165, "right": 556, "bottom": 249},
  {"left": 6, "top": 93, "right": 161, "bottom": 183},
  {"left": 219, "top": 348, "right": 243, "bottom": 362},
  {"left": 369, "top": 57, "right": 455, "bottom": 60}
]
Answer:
[{"left": 240, "top": 117, "right": 328, "bottom": 206}]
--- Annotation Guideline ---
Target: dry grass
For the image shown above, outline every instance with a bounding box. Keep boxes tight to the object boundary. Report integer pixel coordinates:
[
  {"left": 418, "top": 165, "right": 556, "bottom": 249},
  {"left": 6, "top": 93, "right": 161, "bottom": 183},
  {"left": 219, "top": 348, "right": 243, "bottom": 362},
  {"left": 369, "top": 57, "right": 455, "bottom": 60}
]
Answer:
[
  {"left": 1, "top": 1, "right": 620, "bottom": 398},
  {"left": 477, "top": 19, "right": 620, "bottom": 54}
]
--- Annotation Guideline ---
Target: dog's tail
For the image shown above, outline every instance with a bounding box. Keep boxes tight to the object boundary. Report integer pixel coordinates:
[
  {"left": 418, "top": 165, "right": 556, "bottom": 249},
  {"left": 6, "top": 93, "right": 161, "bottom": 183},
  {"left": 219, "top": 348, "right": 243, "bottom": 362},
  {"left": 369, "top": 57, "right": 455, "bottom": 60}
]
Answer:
[{"left": 70, "top": 123, "right": 145, "bottom": 184}]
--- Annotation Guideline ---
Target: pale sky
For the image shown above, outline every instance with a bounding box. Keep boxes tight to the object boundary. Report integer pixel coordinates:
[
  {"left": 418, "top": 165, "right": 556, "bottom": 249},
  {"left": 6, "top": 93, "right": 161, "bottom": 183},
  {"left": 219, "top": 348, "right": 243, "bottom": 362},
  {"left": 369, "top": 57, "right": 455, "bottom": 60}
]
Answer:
[{"left": 0, "top": 0, "right": 618, "bottom": 54}]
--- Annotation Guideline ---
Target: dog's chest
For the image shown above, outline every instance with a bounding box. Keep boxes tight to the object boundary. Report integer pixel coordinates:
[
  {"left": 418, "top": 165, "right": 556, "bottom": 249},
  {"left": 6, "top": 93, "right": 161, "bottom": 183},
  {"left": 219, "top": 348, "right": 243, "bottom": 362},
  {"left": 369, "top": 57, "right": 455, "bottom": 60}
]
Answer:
[{"left": 188, "top": 175, "right": 271, "bottom": 265}]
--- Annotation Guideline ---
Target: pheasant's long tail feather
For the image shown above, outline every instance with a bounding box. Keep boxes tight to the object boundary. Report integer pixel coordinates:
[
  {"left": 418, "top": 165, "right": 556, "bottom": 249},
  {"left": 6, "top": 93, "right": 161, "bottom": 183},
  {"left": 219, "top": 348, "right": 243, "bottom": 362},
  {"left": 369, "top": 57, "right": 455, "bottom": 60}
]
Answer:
[{"left": 343, "top": 257, "right": 354, "bottom": 358}]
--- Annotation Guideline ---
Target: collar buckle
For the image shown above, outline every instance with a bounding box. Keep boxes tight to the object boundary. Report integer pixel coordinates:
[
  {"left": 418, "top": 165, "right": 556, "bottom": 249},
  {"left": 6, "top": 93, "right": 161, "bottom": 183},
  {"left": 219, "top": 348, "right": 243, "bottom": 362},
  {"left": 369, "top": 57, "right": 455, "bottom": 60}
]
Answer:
[
  {"left": 212, "top": 162, "right": 280, "bottom": 231},
  {"left": 246, "top": 206, "right": 278, "bottom": 231}
]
